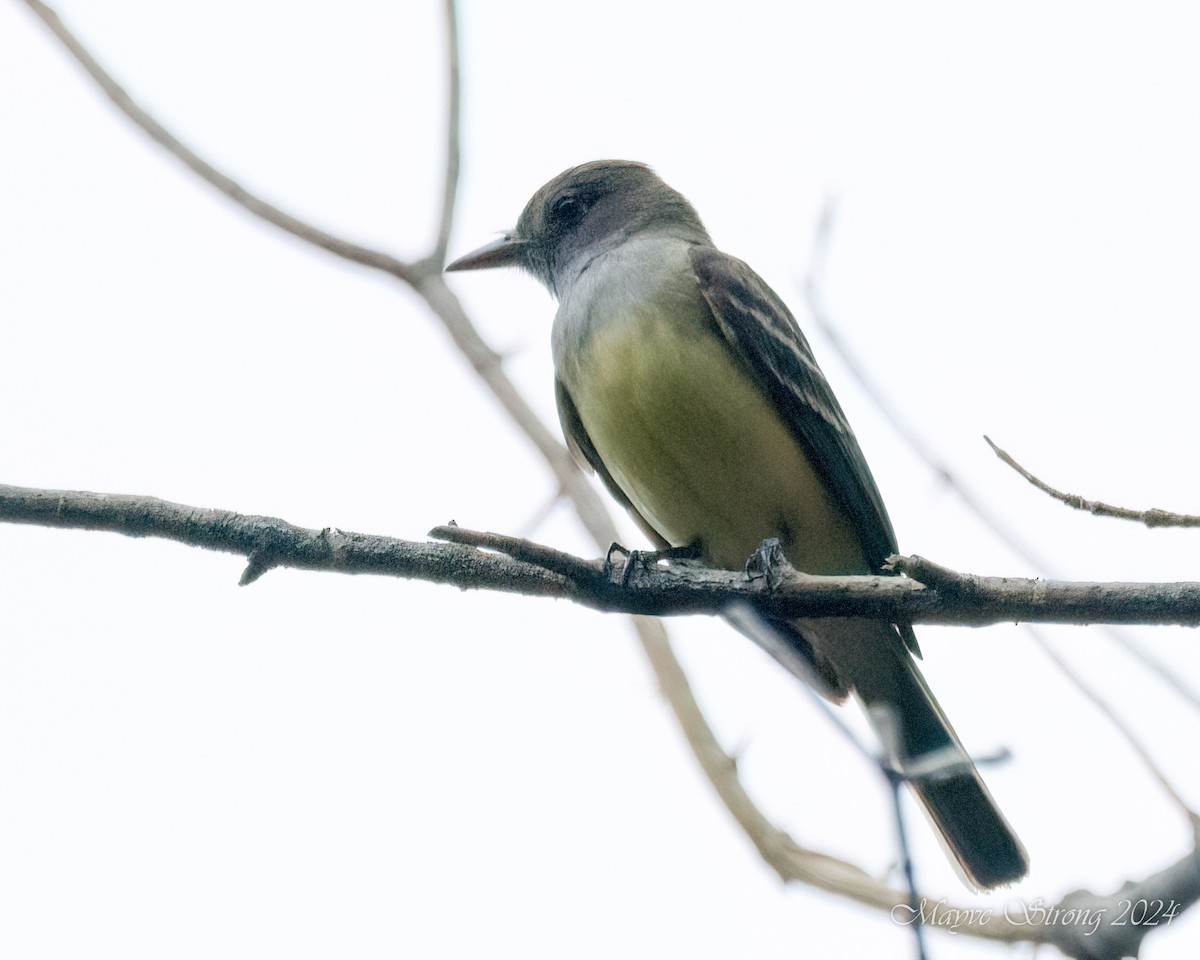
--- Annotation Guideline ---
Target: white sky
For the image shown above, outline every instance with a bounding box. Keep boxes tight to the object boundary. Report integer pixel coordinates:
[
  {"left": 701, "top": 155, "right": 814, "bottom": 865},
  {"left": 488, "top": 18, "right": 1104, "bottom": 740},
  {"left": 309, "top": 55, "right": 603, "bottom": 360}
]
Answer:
[{"left": 3, "top": 2, "right": 1200, "bottom": 957}]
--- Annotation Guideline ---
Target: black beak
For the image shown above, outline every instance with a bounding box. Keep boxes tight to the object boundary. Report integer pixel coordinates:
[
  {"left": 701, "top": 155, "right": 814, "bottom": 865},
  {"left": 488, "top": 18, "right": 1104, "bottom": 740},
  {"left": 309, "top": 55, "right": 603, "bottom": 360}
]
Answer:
[{"left": 445, "top": 233, "right": 528, "bottom": 272}]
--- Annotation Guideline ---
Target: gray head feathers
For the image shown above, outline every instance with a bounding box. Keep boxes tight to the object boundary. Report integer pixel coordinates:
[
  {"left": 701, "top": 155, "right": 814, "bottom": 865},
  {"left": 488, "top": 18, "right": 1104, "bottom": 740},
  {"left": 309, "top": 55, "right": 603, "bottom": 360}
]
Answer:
[{"left": 512, "top": 160, "right": 712, "bottom": 295}]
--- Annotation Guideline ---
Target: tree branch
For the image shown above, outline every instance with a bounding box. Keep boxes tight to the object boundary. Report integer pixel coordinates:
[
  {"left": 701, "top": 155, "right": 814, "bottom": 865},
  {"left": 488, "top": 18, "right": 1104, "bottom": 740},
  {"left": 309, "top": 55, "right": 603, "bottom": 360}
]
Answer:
[
  {"left": 14, "top": 4, "right": 780, "bottom": 946},
  {"left": 423, "top": 0, "right": 461, "bottom": 270},
  {"left": 1025, "top": 624, "right": 1197, "bottom": 824},
  {"left": 803, "top": 203, "right": 1200, "bottom": 851},
  {"left": 987, "top": 436, "right": 1200, "bottom": 529},
  {"left": 15, "top": 0, "right": 424, "bottom": 285},
  {"left": 0, "top": 484, "right": 568, "bottom": 593},
  {"left": 804, "top": 200, "right": 1062, "bottom": 571},
  {"left": 8, "top": 481, "right": 1200, "bottom": 954},
  {"left": 1043, "top": 841, "right": 1200, "bottom": 960},
  {"left": 17, "top": 6, "right": 1200, "bottom": 953},
  {"left": 7, "top": 484, "right": 1200, "bottom": 628}
]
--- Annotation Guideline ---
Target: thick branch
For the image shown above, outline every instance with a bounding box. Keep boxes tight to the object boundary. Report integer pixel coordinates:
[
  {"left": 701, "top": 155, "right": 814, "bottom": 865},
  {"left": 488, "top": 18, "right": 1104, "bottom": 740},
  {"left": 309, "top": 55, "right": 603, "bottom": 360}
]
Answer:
[
  {"left": 0, "top": 484, "right": 567, "bottom": 594},
  {"left": 15, "top": 0, "right": 612, "bottom": 544},
  {"left": 6, "top": 485, "right": 1200, "bottom": 627},
  {"left": 803, "top": 208, "right": 1200, "bottom": 866},
  {"left": 13, "top": 3, "right": 792, "bottom": 944},
  {"left": 8, "top": 481, "right": 1200, "bottom": 953},
  {"left": 16, "top": 7, "right": 1199, "bottom": 952},
  {"left": 1043, "top": 840, "right": 1200, "bottom": 960}
]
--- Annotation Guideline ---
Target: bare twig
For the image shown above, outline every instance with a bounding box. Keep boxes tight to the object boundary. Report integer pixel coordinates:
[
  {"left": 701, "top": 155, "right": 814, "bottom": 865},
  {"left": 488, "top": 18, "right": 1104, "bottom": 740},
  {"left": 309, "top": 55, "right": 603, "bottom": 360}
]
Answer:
[
  {"left": 429, "top": 523, "right": 604, "bottom": 580},
  {"left": 805, "top": 204, "right": 1200, "bottom": 821},
  {"left": 1101, "top": 626, "right": 1200, "bottom": 712},
  {"left": 983, "top": 423, "right": 1200, "bottom": 710},
  {"left": 17, "top": 6, "right": 1200, "bottom": 952},
  {"left": 423, "top": 0, "right": 461, "bottom": 269},
  {"left": 1027, "top": 626, "right": 1198, "bottom": 822},
  {"left": 13, "top": 5, "right": 770, "bottom": 941},
  {"left": 986, "top": 436, "right": 1200, "bottom": 529},
  {"left": 516, "top": 490, "right": 567, "bottom": 540},
  {"left": 803, "top": 200, "right": 1060, "bottom": 571},
  {"left": 650, "top": 647, "right": 1200, "bottom": 960},
  {"left": 16, "top": 0, "right": 610, "bottom": 544},
  {"left": 404, "top": 276, "right": 618, "bottom": 535},
  {"left": 727, "top": 605, "right": 927, "bottom": 955},
  {"left": 16, "top": 0, "right": 423, "bottom": 285}
]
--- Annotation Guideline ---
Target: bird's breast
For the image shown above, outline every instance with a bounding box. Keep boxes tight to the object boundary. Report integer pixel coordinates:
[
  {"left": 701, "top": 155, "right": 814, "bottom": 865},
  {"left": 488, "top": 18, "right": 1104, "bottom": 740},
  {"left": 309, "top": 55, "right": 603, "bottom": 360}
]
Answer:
[{"left": 559, "top": 265, "right": 868, "bottom": 575}]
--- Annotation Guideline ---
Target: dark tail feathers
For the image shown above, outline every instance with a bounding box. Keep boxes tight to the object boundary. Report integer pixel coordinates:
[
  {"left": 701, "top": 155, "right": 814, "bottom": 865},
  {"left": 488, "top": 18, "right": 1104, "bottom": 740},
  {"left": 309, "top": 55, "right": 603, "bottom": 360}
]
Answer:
[{"left": 751, "top": 612, "right": 1028, "bottom": 889}]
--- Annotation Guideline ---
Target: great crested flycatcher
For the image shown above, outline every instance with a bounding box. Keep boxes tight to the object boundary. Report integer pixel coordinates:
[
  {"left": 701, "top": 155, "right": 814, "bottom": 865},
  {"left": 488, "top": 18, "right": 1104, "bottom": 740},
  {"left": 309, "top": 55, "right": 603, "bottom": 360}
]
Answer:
[{"left": 447, "top": 160, "right": 1027, "bottom": 889}]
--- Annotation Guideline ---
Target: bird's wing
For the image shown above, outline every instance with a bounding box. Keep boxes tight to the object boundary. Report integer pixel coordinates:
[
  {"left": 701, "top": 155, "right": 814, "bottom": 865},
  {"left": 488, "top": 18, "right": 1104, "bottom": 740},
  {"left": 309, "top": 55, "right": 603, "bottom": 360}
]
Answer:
[
  {"left": 554, "top": 377, "right": 669, "bottom": 549},
  {"left": 689, "top": 246, "right": 919, "bottom": 656},
  {"left": 688, "top": 245, "right": 899, "bottom": 574}
]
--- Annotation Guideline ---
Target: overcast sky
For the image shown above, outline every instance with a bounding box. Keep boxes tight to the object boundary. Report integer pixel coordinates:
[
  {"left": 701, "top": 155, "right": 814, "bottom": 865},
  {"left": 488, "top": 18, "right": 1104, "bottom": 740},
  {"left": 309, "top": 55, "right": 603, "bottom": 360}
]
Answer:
[{"left": 4, "top": 2, "right": 1200, "bottom": 958}]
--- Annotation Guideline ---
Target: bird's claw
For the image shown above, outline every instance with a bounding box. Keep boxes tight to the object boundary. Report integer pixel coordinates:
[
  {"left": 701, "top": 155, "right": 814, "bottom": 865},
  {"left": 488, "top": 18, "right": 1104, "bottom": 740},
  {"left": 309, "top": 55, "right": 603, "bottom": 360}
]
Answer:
[
  {"left": 604, "top": 540, "right": 702, "bottom": 587},
  {"left": 745, "top": 537, "right": 795, "bottom": 591}
]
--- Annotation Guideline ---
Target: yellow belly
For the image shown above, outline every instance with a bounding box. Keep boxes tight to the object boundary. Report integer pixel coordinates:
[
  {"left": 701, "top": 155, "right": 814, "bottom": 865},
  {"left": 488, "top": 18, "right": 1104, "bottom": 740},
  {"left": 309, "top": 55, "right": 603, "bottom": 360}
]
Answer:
[{"left": 571, "top": 309, "right": 869, "bottom": 574}]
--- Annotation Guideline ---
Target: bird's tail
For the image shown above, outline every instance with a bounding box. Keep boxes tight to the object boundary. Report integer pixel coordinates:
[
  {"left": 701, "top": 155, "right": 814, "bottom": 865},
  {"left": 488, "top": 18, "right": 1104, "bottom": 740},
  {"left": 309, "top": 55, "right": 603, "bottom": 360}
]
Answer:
[{"left": 739, "top": 610, "right": 1028, "bottom": 890}]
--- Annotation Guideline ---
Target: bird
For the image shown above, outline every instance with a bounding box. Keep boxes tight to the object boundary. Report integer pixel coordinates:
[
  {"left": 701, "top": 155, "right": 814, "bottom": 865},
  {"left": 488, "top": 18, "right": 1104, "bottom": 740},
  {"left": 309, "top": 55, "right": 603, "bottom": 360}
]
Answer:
[{"left": 446, "top": 159, "right": 1028, "bottom": 889}]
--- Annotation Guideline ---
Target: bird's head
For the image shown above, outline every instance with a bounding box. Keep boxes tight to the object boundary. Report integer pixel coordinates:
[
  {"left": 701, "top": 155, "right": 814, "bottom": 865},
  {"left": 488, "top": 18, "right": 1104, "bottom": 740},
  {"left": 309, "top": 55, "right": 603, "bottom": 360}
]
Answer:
[{"left": 446, "top": 160, "right": 709, "bottom": 295}]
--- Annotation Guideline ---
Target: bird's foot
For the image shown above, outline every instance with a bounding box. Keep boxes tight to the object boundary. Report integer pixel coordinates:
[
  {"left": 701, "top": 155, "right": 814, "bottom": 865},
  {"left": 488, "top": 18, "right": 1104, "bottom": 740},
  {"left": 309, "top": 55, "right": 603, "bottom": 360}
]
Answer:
[
  {"left": 605, "top": 540, "right": 703, "bottom": 587},
  {"left": 744, "top": 537, "right": 797, "bottom": 591}
]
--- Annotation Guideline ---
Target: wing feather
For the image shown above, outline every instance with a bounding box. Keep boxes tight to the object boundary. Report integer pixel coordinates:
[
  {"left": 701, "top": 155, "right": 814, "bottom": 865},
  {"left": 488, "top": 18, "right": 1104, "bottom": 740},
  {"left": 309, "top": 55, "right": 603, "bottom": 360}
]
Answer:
[
  {"left": 689, "top": 246, "right": 918, "bottom": 655},
  {"left": 688, "top": 246, "right": 897, "bottom": 572}
]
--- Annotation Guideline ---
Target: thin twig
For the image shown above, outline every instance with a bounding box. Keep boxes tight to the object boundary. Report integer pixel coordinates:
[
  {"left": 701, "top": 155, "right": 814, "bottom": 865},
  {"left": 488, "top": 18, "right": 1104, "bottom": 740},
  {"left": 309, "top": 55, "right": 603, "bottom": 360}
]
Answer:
[
  {"left": 12, "top": 6, "right": 764, "bottom": 938},
  {"left": 424, "top": 0, "right": 461, "bottom": 269},
  {"left": 17, "top": 1, "right": 611, "bottom": 541},
  {"left": 17, "top": 6, "right": 1199, "bottom": 950},
  {"left": 516, "top": 490, "right": 567, "bottom": 541},
  {"left": 1100, "top": 626, "right": 1200, "bottom": 712},
  {"left": 986, "top": 436, "right": 1200, "bottom": 528},
  {"left": 809, "top": 204, "right": 1200, "bottom": 685},
  {"left": 1027, "top": 625, "right": 1198, "bottom": 822},
  {"left": 888, "top": 771, "right": 928, "bottom": 960},
  {"left": 805, "top": 203, "right": 1200, "bottom": 820},
  {"left": 803, "top": 200, "right": 1060, "bottom": 571},
  {"left": 728, "top": 606, "right": 924, "bottom": 955},
  {"left": 16, "top": 0, "right": 589, "bottom": 540},
  {"left": 16, "top": 0, "right": 423, "bottom": 285},
  {"left": 404, "top": 276, "right": 618, "bottom": 536},
  {"left": 429, "top": 523, "right": 604, "bottom": 580}
]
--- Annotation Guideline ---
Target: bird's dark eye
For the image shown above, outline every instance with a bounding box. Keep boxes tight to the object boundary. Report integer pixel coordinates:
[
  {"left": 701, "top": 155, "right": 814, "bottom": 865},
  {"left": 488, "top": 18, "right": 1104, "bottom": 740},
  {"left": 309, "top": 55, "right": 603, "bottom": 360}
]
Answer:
[{"left": 551, "top": 194, "right": 589, "bottom": 226}]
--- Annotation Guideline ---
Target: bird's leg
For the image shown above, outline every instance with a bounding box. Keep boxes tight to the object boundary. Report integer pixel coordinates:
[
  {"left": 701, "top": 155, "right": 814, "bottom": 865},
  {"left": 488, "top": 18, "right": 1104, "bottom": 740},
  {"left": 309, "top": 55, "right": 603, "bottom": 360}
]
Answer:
[
  {"left": 744, "top": 537, "right": 797, "bottom": 591},
  {"left": 605, "top": 540, "right": 703, "bottom": 587}
]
